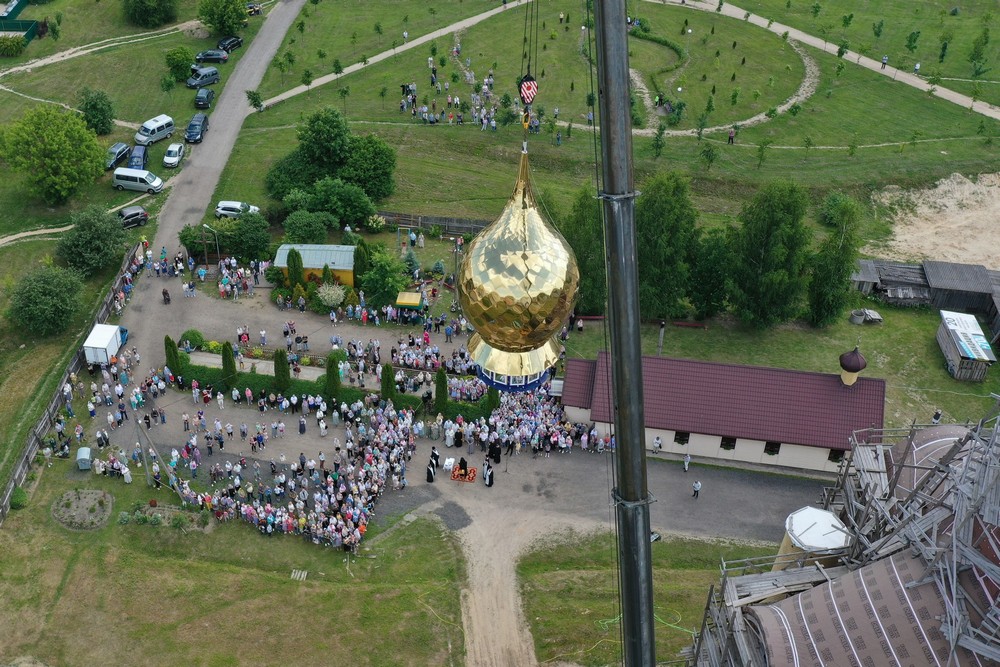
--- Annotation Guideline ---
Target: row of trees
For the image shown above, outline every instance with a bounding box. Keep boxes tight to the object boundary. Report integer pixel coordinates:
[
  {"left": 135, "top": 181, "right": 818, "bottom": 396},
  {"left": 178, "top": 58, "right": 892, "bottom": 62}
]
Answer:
[{"left": 558, "top": 174, "right": 861, "bottom": 328}]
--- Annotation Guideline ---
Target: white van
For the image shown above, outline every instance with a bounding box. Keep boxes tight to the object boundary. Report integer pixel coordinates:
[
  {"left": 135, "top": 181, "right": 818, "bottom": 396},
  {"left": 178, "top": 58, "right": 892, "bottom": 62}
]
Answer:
[
  {"left": 134, "top": 114, "right": 174, "bottom": 146},
  {"left": 112, "top": 168, "right": 164, "bottom": 194}
]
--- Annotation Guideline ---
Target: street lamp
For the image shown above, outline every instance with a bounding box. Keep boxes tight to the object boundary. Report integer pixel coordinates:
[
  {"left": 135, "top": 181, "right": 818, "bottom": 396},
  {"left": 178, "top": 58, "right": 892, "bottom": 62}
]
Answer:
[{"left": 203, "top": 224, "right": 220, "bottom": 266}]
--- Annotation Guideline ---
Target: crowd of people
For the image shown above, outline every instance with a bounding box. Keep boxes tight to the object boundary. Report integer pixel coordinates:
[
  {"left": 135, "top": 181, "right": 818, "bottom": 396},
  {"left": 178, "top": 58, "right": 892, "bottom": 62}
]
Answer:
[{"left": 165, "top": 398, "right": 417, "bottom": 551}]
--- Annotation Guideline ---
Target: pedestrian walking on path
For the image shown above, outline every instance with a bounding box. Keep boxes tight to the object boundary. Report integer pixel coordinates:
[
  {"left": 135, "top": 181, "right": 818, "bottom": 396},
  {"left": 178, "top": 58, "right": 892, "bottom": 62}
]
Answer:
[
  {"left": 683, "top": 453, "right": 691, "bottom": 472},
  {"left": 692, "top": 480, "right": 702, "bottom": 498}
]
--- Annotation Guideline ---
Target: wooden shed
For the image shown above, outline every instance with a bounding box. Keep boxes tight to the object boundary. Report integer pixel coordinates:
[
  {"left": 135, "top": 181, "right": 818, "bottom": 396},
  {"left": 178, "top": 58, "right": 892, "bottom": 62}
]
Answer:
[
  {"left": 850, "top": 259, "right": 879, "bottom": 295},
  {"left": 274, "top": 244, "right": 355, "bottom": 287},
  {"left": 923, "top": 260, "right": 994, "bottom": 312},
  {"left": 935, "top": 310, "right": 996, "bottom": 381}
]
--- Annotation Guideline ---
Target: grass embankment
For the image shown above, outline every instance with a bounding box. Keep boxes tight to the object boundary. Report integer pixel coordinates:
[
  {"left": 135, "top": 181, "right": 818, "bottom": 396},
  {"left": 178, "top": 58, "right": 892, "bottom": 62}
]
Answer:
[
  {"left": 519, "top": 530, "right": 774, "bottom": 665},
  {"left": 0, "top": 464, "right": 465, "bottom": 666}
]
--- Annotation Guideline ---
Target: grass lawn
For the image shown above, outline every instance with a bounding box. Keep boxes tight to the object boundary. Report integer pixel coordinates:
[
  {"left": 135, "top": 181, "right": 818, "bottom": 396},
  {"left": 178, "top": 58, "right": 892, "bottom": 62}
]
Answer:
[
  {"left": 9, "top": 0, "right": 201, "bottom": 66},
  {"left": 3, "top": 22, "right": 261, "bottom": 125},
  {"left": 0, "top": 465, "right": 465, "bottom": 666},
  {"left": 519, "top": 530, "right": 774, "bottom": 665},
  {"left": 734, "top": 0, "right": 1000, "bottom": 82},
  {"left": 256, "top": 0, "right": 485, "bottom": 98}
]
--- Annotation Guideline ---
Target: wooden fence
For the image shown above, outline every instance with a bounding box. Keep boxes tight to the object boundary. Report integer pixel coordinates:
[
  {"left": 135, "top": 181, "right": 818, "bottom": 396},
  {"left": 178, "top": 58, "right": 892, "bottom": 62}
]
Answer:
[
  {"left": 378, "top": 211, "right": 489, "bottom": 237},
  {"left": 0, "top": 243, "right": 141, "bottom": 527}
]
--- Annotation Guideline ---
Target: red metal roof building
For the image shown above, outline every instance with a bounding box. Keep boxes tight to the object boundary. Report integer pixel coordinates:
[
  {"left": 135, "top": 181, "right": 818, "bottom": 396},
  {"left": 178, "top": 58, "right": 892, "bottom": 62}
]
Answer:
[{"left": 562, "top": 352, "right": 885, "bottom": 473}]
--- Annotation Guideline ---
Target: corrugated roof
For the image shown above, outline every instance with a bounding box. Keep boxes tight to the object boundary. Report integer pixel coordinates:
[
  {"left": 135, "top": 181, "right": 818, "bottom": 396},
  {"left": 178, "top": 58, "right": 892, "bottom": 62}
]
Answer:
[
  {"left": 924, "top": 260, "right": 993, "bottom": 294},
  {"left": 561, "top": 358, "right": 596, "bottom": 408},
  {"left": 586, "top": 352, "right": 885, "bottom": 450},
  {"left": 274, "top": 244, "right": 355, "bottom": 271}
]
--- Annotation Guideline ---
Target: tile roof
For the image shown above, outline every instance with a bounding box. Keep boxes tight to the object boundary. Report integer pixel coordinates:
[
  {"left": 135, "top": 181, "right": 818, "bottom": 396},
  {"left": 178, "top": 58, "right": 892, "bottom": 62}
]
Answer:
[
  {"left": 561, "top": 358, "right": 596, "bottom": 408},
  {"left": 584, "top": 352, "right": 885, "bottom": 451}
]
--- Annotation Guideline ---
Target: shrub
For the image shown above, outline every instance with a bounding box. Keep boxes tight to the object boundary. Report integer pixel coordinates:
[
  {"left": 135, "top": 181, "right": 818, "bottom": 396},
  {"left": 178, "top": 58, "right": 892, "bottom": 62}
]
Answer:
[
  {"left": 134, "top": 511, "right": 149, "bottom": 524},
  {"left": 118, "top": 511, "right": 131, "bottom": 525},
  {"left": 198, "top": 509, "right": 211, "bottom": 527},
  {"left": 149, "top": 513, "right": 163, "bottom": 526},
  {"left": 181, "top": 329, "right": 205, "bottom": 349},
  {"left": 427, "top": 224, "right": 443, "bottom": 239},
  {"left": 123, "top": 0, "right": 178, "bottom": 27},
  {"left": 203, "top": 340, "right": 223, "bottom": 354},
  {"left": 363, "top": 214, "right": 387, "bottom": 233},
  {"left": 170, "top": 514, "right": 188, "bottom": 530},
  {"left": 264, "top": 265, "right": 287, "bottom": 287},
  {"left": 9, "top": 487, "right": 28, "bottom": 510},
  {"left": 317, "top": 283, "right": 346, "bottom": 307},
  {"left": 0, "top": 35, "right": 27, "bottom": 57}
]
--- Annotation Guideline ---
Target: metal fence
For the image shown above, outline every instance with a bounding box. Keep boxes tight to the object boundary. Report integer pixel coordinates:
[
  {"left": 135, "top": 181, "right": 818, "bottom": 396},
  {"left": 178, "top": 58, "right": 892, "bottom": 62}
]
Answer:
[
  {"left": 378, "top": 210, "right": 489, "bottom": 237},
  {"left": 0, "top": 243, "right": 141, "bottom": 527},
  {"left": 0, "top": 0, "right": 27, "bottom": 19},
  {"left": 0, "top": 19, "right": 39, "bottom": 45}
]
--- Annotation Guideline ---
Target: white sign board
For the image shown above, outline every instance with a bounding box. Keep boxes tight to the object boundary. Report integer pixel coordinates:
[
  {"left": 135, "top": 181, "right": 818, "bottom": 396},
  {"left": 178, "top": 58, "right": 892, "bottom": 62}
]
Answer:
[{"left": 940, "top": 310, "right": 996, "bottom": 362}]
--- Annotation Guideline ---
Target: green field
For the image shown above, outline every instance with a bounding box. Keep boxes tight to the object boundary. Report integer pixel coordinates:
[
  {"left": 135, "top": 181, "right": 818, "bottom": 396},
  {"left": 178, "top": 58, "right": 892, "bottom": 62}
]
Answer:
[
  {"left": 0, "top": 465, "right": 465, "bottom": 666},
  {"left": 520, "top": 530, "right": 774, "bottom": 665}
]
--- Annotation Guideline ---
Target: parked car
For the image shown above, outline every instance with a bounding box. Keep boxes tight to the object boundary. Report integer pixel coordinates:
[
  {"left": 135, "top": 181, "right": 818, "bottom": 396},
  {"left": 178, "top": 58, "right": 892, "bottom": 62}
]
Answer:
[
  {"left": 105, "top": 142, "right": 130, "bottom": 170},
  {"left": 194, "top": 88, "right": 215, "bottom": 109},
  {"left": 217, "top": 36, "right": 243, "bottom": 52},
  {"left": 247, "top": 3, "right": 262, "bottom": 15},
  {"left": 195, "top": 49, "right": 229, "bottom": 63},
  {"left": 185, "top": 113, "right": 210, "bottom": 143},
  {"left": 215, "top": 200, "right": 259, "bottom": 219},
  {"left": 163, "top": 143, "right": 185, "bottom": 168},
  {"left": 186, "top": 66, "right": 220, "bottom": 88},
  {"left": 127, "top": 145, "right": 148, "bottom": 169},
  {"left": 117, "top": 205, "right": 149, "bottom": 229},
  {"left": 134, "top": 114, "right": 174, "bottom": 146}
]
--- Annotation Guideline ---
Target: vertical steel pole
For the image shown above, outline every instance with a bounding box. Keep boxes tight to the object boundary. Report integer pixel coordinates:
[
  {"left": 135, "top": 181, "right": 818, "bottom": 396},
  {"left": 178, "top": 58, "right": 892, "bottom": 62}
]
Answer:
[{"left": 592, "top": 1, "right": 657, "bottom": 665}]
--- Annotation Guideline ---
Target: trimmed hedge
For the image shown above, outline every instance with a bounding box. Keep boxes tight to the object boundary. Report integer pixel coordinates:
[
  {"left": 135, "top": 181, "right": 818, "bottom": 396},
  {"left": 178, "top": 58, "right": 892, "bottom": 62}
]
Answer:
[{"left": 180, "top": 328, "right": 205, "bottom": 349}]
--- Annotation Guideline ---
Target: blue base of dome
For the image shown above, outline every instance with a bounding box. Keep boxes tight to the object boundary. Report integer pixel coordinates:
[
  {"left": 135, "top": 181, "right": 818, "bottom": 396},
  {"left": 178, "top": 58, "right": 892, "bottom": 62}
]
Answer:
[{"left": 476, "top": 367, "right": 551, "bottom": 393}]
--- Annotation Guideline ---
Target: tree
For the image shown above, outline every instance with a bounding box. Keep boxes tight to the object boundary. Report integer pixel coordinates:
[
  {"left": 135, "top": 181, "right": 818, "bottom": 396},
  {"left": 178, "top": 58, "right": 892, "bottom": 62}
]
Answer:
[
  {"left": 57, "top": 206, "right": 127, "bottom": 276},
  {"left": 841, "top": 13, "right": 853, "bottom": 29},
  {"left": 245, "top": 89, "right": 264, "bottom": 112},
  {"left": 810, "top": 3, "right": 821, "bottom": 19},
  {"left": 338, "top": 86, "right": 351, "bottom": 114},
  {"left": 7, "top": 266, "right": 83, "bottom": 336},
  {"left": 165, "top": 46, "right": 195, "bottom": 81},
  {"left": 332, "top": 58, "right": 343, "bottom": 76},
  {"left": 651, "top": 122, "right": 666, "bottom": 158},
  {"left": 198, "top": 0, "right": 245, "bottom": 34},
  {"left": 374, "top": 21, "right": 383, "bottom": 44},
  {"left": 286, "top": 248, "right": 305, "bottom": 289},
  {"left": 689, "top": 228, "right": 731, "bottom": 319},
  {"left": 905, "top": 30, "right": 921, "bottom": 54},
  {"left": 807, "top": 193, "right": 861, "bottom": 327},
  {"left": 265, "top": 150, "right": 323, "bottom": 200},
  {"left": 309, "top": 177, "right": 375, "bottom": 225},
  {"left": 284, "top": 210, "right": 334, "bottom": 244},
  {"left": 727, "top": 181, "right": 811, "bottom": 327},
  {"left": 325, "top": 349, "right": 346, "bottom": 399},
  {"left": 969, "top": 27, "right": 990, "bottom": 76},
  {"left": 872, "top": 19, "right": 884, "bottom": 42},
  {"left": 359, "top": 249, "right": 408, "bottom": 307},
  {"left": 78, "top": 88, "right": 115, "bottom": 135},
  {"left": 635, "top": 173, "right": 699, "bottom": 320},
  {"left": 164, "top": 335, "right": 181, "bottom": 376},
  {"left": 556, "top": 189, "right": 606, "bottom": 315},
  {"left": 700, "top": 143, "right": 720, "bottom": 170},
  {"left": 1, "top": 107, "right": 103, "bottom": 205},
  {"left": 379, "top": 85, "right": 388, "bottom": 109},
  {"left": 755, "top": 140, "right": 772, "bottom": 169},
  {"left": 273, "top": 349, "right": 290, "bottom": 392},
  {"left": 338, "top": 134, "right": 396, "bottom": 201},
  {"left": 352, "top": 239, "right": 370, "bottom": 285},
  {"left": 122, "top": 0, "right": 178, "bottom": 27},
  {"left": 301, "top": 68, "right": 314, "bottom": 92},
  {"left": 297, "top": 106, "right": 351, "bottom": 174},
  {"left": 221, "top": 341, "right": 237, "bottom": 390},
  {"left": 228, "top": 212, "right": 270, "bottom": 261},
  {"left": 380, "top": 362, "right": 395, "bottom": 400},
  {"left": 435, "top": 367, "right": 448, "bottom": 414}
]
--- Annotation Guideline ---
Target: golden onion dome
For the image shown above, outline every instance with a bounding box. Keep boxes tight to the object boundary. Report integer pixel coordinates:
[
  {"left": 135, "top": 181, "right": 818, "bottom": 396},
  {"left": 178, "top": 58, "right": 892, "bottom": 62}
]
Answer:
[{"left": 458, "top": 151, "right": 580, "bottom": 360}]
